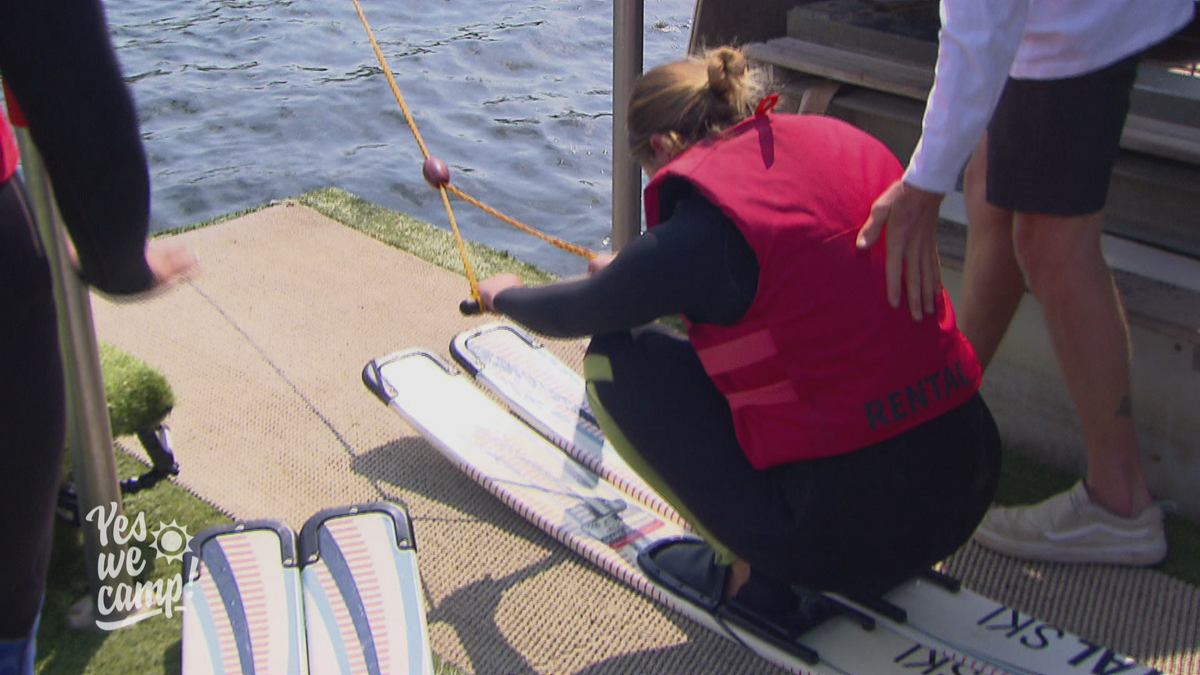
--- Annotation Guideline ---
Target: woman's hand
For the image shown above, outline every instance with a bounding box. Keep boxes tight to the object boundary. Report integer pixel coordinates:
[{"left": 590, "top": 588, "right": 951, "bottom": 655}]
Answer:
[
  {"left": 478, "top": 273, "right": 524, "bottom": 312},
  {"left": 587, "top": 252, "right": 616, "bottom": 275}
]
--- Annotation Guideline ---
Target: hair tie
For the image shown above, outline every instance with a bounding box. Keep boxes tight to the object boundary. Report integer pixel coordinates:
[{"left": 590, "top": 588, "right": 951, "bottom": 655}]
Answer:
[{"left": 754, "top": 93, "right": 780, "bottom": 116}]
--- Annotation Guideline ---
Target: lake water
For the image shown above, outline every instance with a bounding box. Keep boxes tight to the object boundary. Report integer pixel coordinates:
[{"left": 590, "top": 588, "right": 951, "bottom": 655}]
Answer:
[{"left": 104, "top": 0, "right": 696, "bottom": 276}]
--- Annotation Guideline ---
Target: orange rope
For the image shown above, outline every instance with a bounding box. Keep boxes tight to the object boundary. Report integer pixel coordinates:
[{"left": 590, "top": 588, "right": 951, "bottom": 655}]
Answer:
[
  {"left": 445, "top": 185, "right": 597, "bottom": 260},
  {"left": 348, "top": 0, "right": 598, "bottom": 308},
  {"left": 349, "top": 0, "right": 480, "bottom": 300},
  {"left": 350, "top": 0, "right": 427, "bottom": 159}
]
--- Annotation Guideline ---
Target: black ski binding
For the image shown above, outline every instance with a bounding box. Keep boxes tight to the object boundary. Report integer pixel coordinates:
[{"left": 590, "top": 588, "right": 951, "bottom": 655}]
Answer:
[{"left": 120, "top": 423, "right": 180, "bottom": 493}]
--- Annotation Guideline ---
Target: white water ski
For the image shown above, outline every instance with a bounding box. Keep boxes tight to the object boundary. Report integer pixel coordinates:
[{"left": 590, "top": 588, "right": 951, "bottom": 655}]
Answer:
[
  {"left": 181, "top": 505, "right": 434, "bottom": 675},
  {"left": 182, "top": 521, "right": 308, "bottom": 675},
  {"left": 299, "top": 503, "right": 435, "bottom": 675}
]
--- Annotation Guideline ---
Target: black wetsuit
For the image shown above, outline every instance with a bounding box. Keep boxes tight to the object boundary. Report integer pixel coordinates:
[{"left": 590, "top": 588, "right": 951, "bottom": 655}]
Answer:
[
  {"left": 1, "top": 0, "right": 155, "bottom": 640},
  {"left": 494, "top": 180, "right": 1001, "bottom": 597}
]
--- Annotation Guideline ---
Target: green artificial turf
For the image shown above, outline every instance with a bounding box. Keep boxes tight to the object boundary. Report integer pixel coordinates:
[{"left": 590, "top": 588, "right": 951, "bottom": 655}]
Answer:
[
  {"left": 297, "top": 187, "right": 559, "bottom": 285},
  {"left": 98, "top": 342, "right": 174, "bottom": 437}
]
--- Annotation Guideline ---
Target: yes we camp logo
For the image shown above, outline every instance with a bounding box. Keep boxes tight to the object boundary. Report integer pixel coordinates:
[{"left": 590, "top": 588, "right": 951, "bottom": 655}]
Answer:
[{"left": 85, "top": 502, "right": 192, "bottom": 630}]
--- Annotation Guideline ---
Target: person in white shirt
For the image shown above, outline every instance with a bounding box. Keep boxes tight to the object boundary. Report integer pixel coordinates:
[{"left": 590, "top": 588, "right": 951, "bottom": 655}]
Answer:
[{"left": 855, "top": 0, "right": 1195, "bottom": 566}]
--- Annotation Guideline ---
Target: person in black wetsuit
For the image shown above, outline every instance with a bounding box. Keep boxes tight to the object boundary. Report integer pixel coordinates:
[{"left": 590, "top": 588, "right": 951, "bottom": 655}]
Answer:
[
  {"left": 475, "top": 47, "right": 1002, "bottom": 640},
  {"left": 0, "top": 2, "right": 197, "bottom": 671}
]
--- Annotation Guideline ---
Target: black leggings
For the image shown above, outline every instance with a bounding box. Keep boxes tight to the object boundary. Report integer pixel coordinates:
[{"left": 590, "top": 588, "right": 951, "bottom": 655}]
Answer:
[
  {"left": 586, "top": 324, "right": 1001, "bottom": 597},
  {"left": 0, "top": 178, "right": 65, "bottom": 638}
]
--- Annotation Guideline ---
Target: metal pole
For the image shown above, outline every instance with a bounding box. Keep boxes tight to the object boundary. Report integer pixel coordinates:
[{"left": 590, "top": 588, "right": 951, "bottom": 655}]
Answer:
[
  {"left": 612, "top": 0, "right": 644, "bottom": 251},
  {"left": 687, "top": 0, "right": 705, "bottom": 55},
  {"left": 11, "top": 125, "right": 136, "bottom": 627}
]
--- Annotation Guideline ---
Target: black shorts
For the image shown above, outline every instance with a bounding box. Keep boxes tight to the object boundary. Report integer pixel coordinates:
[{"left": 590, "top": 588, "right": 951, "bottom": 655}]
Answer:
[{"left": 987, "top": 53, "right": 1141, "bottom": 216}]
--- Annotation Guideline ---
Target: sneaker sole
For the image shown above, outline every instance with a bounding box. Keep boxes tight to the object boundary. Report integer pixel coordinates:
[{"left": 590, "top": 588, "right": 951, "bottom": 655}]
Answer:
[{"left": 972, "top": 532, "right": 1167, "bottom": 567}]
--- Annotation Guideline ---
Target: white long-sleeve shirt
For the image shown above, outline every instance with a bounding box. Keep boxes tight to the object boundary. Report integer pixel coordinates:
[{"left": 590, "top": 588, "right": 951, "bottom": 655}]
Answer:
[{"left": 904, "top": 0, "right": 1196, "bottom": 194}]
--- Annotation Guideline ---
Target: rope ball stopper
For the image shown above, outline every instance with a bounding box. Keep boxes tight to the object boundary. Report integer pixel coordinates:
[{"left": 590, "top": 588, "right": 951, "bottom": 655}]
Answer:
[{"left": 423, "top": 156, "right": 450, "bottom": 187}]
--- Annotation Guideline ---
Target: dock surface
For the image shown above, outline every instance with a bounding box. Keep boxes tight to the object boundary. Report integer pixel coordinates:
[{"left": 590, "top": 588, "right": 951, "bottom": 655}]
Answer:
[{"left": 91, "top": 197, "right": 1199, "bottom": 674}]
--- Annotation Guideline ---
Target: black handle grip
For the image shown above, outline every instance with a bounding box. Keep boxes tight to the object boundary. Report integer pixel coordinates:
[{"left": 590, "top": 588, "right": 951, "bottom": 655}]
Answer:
[{"left": 459, "top": 298, "right": 482, "bottom": 315}]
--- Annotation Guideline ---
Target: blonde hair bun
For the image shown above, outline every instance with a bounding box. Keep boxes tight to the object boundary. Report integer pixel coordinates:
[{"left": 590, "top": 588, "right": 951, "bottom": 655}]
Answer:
[
  {"left": 706, "top": 47, "right": 748, "bottom": 101},
  {"left": 626, "top": 45, "right": 765, "bottom": 165}
]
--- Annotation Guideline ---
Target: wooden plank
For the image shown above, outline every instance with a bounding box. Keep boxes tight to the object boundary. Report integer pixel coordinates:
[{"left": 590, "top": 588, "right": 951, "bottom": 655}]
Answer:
[
  {"left": 687, "top": 0, "right": 801, "bottom": 55},
  {"left": 1122, "top": 115, "right": 1200, "bottom": 164},
  {"left": 745, "top": 37, "right": 933, "bottom": 101},
  {"left": 797, "top": 78, "right": 843, "bottom": 114},
  {"left": 786, "top": 0, "right": 939, "bottom": 66}
]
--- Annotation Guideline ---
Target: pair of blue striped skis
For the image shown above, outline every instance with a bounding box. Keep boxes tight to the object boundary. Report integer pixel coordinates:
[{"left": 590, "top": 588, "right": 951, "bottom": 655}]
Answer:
[
  {"left": 180, "top": 502, "right": 434, "bottom": 675},
  {"left": 364, "top": 322, "right": 1164, "bottom": 675}
]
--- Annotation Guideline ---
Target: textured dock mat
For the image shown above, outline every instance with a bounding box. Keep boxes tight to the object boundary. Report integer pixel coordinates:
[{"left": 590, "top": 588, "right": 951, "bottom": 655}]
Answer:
[{"left": 91, "top": 200, "right": 1198, "bottom": 675}]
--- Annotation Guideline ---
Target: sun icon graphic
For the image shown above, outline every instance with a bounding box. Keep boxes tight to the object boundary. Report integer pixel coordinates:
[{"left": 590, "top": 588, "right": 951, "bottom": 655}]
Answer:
[{"left": 151, "top": 520, "right": 192, "bottom": 563}]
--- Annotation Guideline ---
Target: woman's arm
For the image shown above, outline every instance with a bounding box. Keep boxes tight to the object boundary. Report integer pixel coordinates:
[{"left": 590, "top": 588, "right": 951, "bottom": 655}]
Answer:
[
  {"left": 0, "top": 0, "right": 157, "bottom": 295},
  {"left": 491, "top": 193, "right": 758, "bottom": 338}
]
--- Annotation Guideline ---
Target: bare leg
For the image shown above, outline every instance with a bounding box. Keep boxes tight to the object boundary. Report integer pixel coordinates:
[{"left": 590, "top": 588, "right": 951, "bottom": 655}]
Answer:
[
  {"left": 724, "top": 559, "right": 752, "bottom": 601},
  {"left": 958, "top": 137, "right": 1026, "bottom": 370},
  {"left": 1011, "top": 211, "right": 1152, "bottom": 517}
]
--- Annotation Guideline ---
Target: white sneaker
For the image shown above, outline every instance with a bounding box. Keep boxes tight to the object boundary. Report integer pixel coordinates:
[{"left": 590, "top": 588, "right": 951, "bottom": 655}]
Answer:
[{"left": 973, "top": 481, "right": 1167, "bottom": 566}]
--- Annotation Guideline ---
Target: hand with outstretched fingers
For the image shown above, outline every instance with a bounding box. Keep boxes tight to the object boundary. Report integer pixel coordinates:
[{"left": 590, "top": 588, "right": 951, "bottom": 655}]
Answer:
[
  {"left": 145, "top": 239, "right": 201, "bottom": 291},
  {"left": 857, "top": 179, "right": 946, "bottom": 321},
  {"left": 478, "top": 273, "right": 524, "bottom": 313},
  {"left": 65, "top": 235, "right": 200, "bottom": 301}
]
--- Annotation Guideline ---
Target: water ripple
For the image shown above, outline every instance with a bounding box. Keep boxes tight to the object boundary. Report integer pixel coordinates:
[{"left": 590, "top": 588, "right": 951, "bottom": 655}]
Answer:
[{"left": 106, "top": 0, "right": 694, "bottom": 275}]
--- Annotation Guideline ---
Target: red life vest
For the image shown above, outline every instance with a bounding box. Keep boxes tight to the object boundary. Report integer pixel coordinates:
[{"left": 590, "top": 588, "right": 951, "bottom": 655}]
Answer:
[{"left": 644, "top": 112, "right": 981, "bottom": 469}]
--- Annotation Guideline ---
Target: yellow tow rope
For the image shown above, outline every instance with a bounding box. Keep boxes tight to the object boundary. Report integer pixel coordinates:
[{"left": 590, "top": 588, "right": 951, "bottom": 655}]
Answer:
[{"left": 349, "top": 0, "right": 597, "bottom": 311}]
